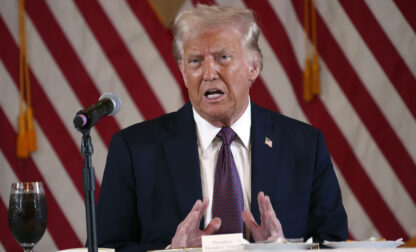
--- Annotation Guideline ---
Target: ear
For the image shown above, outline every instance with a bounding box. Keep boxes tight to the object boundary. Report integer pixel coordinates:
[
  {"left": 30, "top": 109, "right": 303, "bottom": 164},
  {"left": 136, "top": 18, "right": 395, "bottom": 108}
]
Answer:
[
  {"left": 248, "top": 63, "right": 260, "bottom": 82},
  {"left": 178, "top": 60, "right": 189, "bottom": 88}
]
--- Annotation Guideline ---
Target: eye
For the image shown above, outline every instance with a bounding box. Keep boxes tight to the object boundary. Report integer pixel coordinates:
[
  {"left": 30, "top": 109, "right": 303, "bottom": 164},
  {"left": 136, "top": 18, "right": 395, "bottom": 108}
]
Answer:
[
  {"left": 188, "top": 58, "right": 201, "bottom": 67},
  {"left": 221, "top": 55, "right": 229, "bottom": 60},
  {"left": 217, "top": 54, "right": 231, "bottom": 63}
]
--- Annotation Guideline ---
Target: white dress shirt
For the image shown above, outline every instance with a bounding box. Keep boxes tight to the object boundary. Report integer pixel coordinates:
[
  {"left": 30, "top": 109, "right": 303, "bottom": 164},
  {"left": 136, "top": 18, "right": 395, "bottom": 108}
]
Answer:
[{"left": 193, "top": 102, "right": 252, "bottom": 228}]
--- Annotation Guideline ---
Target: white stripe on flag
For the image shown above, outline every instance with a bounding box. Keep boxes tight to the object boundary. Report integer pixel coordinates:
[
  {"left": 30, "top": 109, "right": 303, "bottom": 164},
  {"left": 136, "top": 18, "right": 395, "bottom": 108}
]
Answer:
[
  {"left": 318, "top": 57, "right": 416, "bottom": 236},
  {"left": 0, "top": 60, "right": 87, "bottom": 243},
  {"left": 365, "top": 0, "right": 416, "bottom": 78},
  {"left": 45, "top": 0, "right": 145, "bottom": 129},
  {"left": 333, "top": 163, "right": 381, "bottom": 239},
  {"left": 260, "top": 0, "right": 406, "bottom": 238},
  {"left": 259, "top": 34, "right": 308, "bottom": 122},
  {"left": 270, "top": 0, "right": 416, "bottom": 235},
  {"left": 267, "top": 0, "right": 386, "bottom": 239},
  {"left": 0, "top": 242, "right": 5, "bottom": 252},
  {"left": 316, "top": 0, "right": 416, "bottom": 163},
  {"left": 178, "top": 0, "right": 193, "bottom": 13},
  {"left": 100, "top": 0, "right": 184, "bottom": 113},
  {"left": 0, "top": 2, "right": 109, "bottom": 184}
]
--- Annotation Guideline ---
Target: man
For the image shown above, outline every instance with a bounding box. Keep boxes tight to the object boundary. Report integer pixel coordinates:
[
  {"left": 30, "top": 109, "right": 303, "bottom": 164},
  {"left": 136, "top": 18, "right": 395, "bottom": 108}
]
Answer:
[{"left": 96, "top": 4, "right": 347, "bottom": 251}]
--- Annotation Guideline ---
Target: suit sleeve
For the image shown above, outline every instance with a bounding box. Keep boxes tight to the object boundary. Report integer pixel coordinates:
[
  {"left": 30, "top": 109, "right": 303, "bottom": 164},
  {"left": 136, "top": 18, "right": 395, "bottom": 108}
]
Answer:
[
  {"left": 95, "top": 132, "right": 168, "bottom": 252},
  {"left": 306, "top": 130, "right": 348, "bottom": 242}
]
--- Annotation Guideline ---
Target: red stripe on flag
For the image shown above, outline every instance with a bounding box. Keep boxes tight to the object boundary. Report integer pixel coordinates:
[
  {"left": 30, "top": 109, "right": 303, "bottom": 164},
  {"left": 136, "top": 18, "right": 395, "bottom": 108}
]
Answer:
[
  {"left": 393, "top": 0, "right": 416, "bottom": 33},
  {"left": 315, "top": 107, "right": 408, "bottom": 240},
  {"left": 245, "top": 0, "right": 409, "bottom": 239},
  {"left": 0, "top": 15, "right": 89, "bottom": 199},
  {"left": 126, "top": 0, "right": 188, "bottom": 102},
  {"left": 250, "top": 77, "right": 280, "bottom": 113},
  {"left": 340, "top": 0, "right": 416, "bottom": 119},
  {"left": 291, "top": 0, "right": 413, "bottom": 236},
  {"left": 298, "top": 1, "right": 416, "bottom": 203},
  {"left": 74, "top": 0, "right": 166, "bottom": 120},
  {"left": 25, "top": 0, "right": 120, "bottom": 145},
  {"left": 0, "top": 194, "right": 22, "bottom": 252},
  {"left": 348, "top": 232, "right": 356, "bottom": 241},
  {"left": 0, "top": 108, "right": 83, "bottom": 249}
]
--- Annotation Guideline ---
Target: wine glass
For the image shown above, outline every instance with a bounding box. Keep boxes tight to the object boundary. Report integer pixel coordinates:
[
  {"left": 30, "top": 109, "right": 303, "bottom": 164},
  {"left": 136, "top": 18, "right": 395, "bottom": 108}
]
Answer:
[{"left": 8, "top": 182, "right": 48, "bottom": 252}]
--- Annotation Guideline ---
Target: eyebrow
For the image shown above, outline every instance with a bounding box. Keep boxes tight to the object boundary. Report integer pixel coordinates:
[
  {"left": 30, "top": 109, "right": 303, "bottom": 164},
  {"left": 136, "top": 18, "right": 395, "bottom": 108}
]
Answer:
[{"left": 213, "top": 48, "right": 235, "bottom": 55}]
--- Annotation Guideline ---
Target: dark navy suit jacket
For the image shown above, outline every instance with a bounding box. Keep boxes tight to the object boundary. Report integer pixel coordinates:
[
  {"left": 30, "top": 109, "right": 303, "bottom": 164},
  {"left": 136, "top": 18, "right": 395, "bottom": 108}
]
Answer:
[{"left": 96, "top": 102, "right": 347, "bottom": 251}]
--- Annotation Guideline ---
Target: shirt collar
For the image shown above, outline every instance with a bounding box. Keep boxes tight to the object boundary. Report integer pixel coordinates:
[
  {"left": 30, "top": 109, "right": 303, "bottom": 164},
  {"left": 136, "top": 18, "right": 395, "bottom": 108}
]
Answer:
[{"left": 193, "top": 100, "right": 251, "bottom": 152}]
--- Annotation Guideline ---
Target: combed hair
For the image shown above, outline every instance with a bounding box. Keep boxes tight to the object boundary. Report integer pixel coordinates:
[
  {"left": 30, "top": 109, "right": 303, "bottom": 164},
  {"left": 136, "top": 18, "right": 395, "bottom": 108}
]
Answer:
[{"left": 172, "top": 4, "right": 263, "bottom": 71}]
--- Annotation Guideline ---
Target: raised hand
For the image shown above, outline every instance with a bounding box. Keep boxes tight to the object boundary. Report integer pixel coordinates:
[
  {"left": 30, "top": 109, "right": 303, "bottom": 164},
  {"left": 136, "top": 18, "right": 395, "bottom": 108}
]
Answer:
[
  {"left": 171, "top": 198, "right": 221, "bottom": 248},
  {"left": 242, "top": 191, "right": 284, "bottom": 242}
]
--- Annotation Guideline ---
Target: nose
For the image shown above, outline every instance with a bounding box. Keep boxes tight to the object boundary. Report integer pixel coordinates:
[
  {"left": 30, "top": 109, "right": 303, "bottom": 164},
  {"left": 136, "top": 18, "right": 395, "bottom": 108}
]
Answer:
[{"left": 202, "top": 56, "right": 219, "bottom": 81}]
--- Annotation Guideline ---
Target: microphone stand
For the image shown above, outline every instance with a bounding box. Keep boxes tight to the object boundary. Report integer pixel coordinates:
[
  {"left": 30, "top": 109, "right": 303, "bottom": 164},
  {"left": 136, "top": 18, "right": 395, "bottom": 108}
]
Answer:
[
  {"left": 73, "top": 92, "right": 121, "bottom": 252},
  {"left": 79, "top": 128, "right": 98, "bottom": 252}
]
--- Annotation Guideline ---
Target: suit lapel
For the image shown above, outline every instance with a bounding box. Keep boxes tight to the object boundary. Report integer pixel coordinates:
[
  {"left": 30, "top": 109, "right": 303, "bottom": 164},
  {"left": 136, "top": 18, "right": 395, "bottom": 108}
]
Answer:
[
  {"left": 163, "top": 102, "right": 281, "bottom": 227},
  {"left": 250, "top": 103, "right": 280, "bottom": 224},
  {"left": 163, "top": 103, "right": 203, "bottom": 222}
]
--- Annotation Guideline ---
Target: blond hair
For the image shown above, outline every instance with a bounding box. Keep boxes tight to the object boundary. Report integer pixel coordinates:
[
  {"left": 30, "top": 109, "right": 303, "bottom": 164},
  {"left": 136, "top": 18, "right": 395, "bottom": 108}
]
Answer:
[{"left": 172, "top": 4, "right": 263, "bottom": 71}]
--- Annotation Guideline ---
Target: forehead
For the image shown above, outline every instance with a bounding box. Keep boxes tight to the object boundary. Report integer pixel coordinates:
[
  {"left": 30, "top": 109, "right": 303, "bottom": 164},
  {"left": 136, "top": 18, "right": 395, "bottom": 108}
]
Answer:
[{"left": 182, "top": 26, "right": 244, "bottom": 54}]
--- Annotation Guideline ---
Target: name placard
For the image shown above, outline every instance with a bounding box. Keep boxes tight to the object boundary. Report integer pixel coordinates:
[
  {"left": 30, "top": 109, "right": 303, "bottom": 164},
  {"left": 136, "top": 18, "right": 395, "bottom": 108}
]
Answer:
[{"left": 202, "top": 233, "right": 248, "bottom": 252}]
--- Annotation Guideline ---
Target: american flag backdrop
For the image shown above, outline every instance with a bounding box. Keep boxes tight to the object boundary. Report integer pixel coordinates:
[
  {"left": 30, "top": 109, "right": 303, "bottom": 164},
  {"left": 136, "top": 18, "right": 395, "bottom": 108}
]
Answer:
[{"left": 1, "top": 0, "right": 415, "bottom": 251}]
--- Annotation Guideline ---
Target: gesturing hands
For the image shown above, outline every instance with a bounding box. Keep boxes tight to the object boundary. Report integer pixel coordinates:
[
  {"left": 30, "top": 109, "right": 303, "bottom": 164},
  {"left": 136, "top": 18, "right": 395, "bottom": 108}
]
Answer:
[
  {"left": 242, "top": 191, "right": 284, "bottom": 242},
  {"left": 171, "top": 198, "right": 221, "bottom": 249},
  {"left": 171, "top": 192, "right": 284, "bottom": 248}
]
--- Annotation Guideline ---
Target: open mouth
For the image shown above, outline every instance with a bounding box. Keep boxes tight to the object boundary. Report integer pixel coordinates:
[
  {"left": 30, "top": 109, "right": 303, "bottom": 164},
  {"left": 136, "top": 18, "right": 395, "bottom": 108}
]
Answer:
[{"left": 204, "top": 89, "right": 224, "bottom": 100}]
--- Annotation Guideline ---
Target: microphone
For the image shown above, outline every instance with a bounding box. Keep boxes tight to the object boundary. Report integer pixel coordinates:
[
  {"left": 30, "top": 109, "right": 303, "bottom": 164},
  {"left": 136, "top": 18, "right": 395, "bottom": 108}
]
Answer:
[{"left": 73, "top": 93, "right": 122, "bottom": 130}]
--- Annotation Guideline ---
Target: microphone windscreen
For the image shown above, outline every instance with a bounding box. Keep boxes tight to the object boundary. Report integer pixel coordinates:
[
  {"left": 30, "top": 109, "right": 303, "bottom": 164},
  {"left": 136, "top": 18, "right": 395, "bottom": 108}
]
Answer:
[{"left": 99, "top": 93, "right": 122, "bottom": 116}]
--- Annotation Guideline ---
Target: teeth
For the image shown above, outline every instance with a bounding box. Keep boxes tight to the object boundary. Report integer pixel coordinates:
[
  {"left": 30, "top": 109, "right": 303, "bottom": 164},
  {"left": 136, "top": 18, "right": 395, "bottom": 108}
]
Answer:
[{"left": 207, "top": 93, "right": 222, "bottom": 99}]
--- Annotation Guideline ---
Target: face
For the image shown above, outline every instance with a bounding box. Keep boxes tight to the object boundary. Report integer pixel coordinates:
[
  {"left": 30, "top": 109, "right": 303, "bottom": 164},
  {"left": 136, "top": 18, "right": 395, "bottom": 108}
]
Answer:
[{"left": 179, "top": 26, "right": 260, "bottom": 127}]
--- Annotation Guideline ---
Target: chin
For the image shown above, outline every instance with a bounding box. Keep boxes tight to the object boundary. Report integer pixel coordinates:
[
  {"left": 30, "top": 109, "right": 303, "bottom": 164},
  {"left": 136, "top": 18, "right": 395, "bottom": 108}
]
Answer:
[
  {"left": 202, "top": 106, "right": 228, "bottom": 117},
  {"left": 206, "top": 112, "right": 234, "bottom": 126}
]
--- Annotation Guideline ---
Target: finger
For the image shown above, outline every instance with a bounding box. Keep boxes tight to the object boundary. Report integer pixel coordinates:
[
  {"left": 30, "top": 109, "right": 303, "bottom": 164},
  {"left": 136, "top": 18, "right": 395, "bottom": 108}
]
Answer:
[
  {"left": 263, "top": 195, "right": 273, "bottom": 212},
  {"left": 203, "top": 217, "right": 222, "bottom": 235},
  {"left": 268, "top": 218, "right": 284, "bottom": 239},
  {"left": 259, "top": 194, "right": 277, "bottom": 223},
  {"left": 181, "top": 209, "right": 201, "bottom": 233},
  {"left": 260, "top": 195, "right": 278, "bottom": 227},
  {"left": 191, "top": 199, "right": 203, "bottom": 212},
  {"left": 197, "top": 197, "right": 209, "bottom": 222},
  {"left": 242, "top": 210, "right": 268, "bottom": 242},
  {"left": 259, "top": 192, "right": 270, "bottom": 214},
  {"left": 181, "top": 200, "right": 203, "bottom": 230},
  {"left": 242, "top": 210, "right": 258, "bottom": 230},
  {"left": 259, "top": 198, "right": 284, "bottom": 239},
  {"left": 257, "top": 192, "right": 267, "bottom": 223},
  {"left": 172, "top": 213, "right": 198, "bottom": 249}
]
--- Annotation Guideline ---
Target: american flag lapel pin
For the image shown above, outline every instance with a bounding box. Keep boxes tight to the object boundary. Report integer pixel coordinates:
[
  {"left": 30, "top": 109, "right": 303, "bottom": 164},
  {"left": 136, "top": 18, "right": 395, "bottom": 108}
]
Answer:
[{"left": 265, "top": 137, "right": 273, "bottom": 148}]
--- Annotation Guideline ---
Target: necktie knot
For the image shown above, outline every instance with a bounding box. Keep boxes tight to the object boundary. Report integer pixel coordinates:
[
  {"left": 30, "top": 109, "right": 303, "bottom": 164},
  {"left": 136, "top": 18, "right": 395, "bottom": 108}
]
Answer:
[{"left": 217, "top": 127, "right": 236, "bottom": 146}]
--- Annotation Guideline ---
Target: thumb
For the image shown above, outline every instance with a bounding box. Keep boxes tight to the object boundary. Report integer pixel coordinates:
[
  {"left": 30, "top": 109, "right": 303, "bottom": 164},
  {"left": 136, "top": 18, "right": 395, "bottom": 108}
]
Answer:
[{"left": 203, "top": 217, "right": 222, "bottom": 235}]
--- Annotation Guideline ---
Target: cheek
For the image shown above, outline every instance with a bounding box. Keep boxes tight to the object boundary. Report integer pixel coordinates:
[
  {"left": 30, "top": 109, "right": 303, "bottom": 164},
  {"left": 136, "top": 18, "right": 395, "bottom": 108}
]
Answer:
[
  {"left": 185, "top": 69, "right": 203, "bottom": 93},
  {"left": 227, "top": 63, "right": 242, "bottom": 75},
  {"left": 226, "top": 64, "right": 250, "bottom": 97},
  {"left": 189, "top": 68, "right": 203, "bottom": 79},
  {"left": 227, "top": 64, "right": 250, "bottom": 86}
]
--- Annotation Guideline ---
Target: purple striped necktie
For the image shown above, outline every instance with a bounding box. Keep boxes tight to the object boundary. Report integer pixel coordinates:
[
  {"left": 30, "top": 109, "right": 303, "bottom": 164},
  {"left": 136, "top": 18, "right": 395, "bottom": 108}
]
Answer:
[{"left": 212, "top": 127, "right": 244, "bottom": 234}]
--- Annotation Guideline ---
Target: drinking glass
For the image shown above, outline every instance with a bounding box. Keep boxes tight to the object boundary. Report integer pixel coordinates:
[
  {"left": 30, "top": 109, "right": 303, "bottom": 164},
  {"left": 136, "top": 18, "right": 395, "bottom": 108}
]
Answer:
[{"left": 8, "top": 182, "right": 48, "bottom": 252}]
